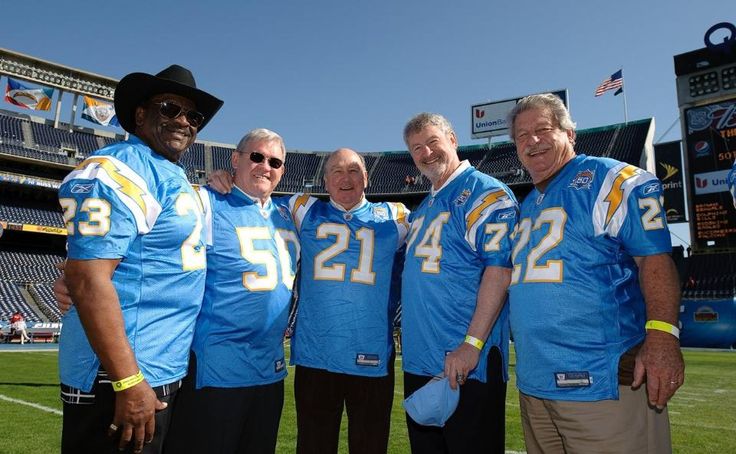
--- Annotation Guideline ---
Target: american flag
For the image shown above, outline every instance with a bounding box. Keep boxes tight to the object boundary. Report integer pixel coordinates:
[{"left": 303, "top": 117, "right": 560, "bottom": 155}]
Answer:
[{"left": 595, "top": 69, "right": 623, "bottom": 97}]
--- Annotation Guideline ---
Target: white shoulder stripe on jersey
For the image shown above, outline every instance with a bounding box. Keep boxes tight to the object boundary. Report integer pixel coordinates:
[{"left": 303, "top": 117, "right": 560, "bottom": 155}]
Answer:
[
  {"left": 288, "top": 192, "right": 318, "bottom": 231},
  {"left": 387, "top": 202, "right": 410, "bottom": 246},
  {"left": 593, "top": 163, "right": 657, "bottom": 237},
  {"left": 196, "top": 186, "right": 214, "bottom": 246},
  {"left": 64, "top": 156, "right": 161, "bottom": 234},
  {"left": 464, "top": 189, "right": 515, "bottom": 251}
]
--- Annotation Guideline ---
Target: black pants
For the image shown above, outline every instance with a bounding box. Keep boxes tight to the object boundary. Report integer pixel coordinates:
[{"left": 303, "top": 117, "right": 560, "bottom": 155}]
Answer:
[
  {"left": 294, "top": 357, "right": 395, "bottom": 454},
  {"left": 404, "top": 346, "right": 506, "bottom": 454},
  {"left": 61, "top": 372, "right": 180, "bottom": 454},
  {"left": 165, "top": 352, "right": 284, "bottom": 454}
]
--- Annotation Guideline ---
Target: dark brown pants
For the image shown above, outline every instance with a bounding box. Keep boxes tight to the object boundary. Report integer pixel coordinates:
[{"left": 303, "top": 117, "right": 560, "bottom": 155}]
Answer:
[{"left": 294, "top": 359, "right": 395, "bottom": 454}]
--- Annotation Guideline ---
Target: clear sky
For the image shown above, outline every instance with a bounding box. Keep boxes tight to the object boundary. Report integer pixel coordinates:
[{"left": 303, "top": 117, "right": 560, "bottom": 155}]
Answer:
[{"left": 2, "top": 1, "right": 734, "bottom": 152}]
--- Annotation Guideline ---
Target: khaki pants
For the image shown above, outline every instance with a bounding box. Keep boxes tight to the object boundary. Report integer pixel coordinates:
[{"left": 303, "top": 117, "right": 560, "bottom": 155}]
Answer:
[{"left": 519, "top": 385, "right": 672, "bottom": 454}]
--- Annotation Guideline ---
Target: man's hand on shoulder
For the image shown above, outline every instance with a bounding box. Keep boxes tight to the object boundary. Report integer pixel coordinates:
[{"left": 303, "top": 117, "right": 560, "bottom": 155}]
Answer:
[{"left": 206, "top": 170, "right": 234, "bottom": 194}]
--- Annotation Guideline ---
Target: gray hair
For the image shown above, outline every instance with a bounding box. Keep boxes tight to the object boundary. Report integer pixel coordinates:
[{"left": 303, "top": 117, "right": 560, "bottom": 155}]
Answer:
[
  {"left": 507, "top": 93, "right": 576, "bottom": 140},
  {"left": 236, "top": 128, "right": 286, "bottom": 157},
  {"left": 325, "top": 148, "right": 367, "bottom": 172},
  {"left": 403, "top": 112, "right": 455, "bottom": 145}
]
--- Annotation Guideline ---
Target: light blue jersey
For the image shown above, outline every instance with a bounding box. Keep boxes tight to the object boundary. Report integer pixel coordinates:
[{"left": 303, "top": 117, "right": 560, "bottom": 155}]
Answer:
[
  {"left": 289, "top": 194, "right": 409, "bottom": 377},
  {"left": 728, "top": 160, "right": 736, "bottom": 208},
  {"left": 508, "top": 155, "right": 672, "bottom": 401},
  {"left": 192, "top": 187, "right": 299, "bottom": 388},
  {"left": 402, "top": 161, "right": 517, "bottom": 383},
  {"left": 58, "top": 136, "right": 206, "bottom": 391}
]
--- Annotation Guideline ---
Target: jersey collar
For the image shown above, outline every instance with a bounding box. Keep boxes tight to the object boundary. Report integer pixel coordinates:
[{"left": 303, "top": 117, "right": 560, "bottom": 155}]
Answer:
[
  {"left": 329, "top": 197, "right": 368, "bottom": 213},
  {"left": 430, "top": 160, "right": 471, "bottom": 197},
  {"left": 231, "top": 185, "right": 272, "bottom": 209},
  {"left": 538, "top": 154, "right": 586, "bottom": 195}
]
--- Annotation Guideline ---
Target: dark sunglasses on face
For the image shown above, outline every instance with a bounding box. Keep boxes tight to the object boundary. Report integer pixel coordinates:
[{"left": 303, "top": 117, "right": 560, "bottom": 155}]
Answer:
[
  {"left": 248, "top": 151, "right": 284, "bottom": 169},
  {"left": 152, "top": 101, "right": 205, "bottom": 129}
]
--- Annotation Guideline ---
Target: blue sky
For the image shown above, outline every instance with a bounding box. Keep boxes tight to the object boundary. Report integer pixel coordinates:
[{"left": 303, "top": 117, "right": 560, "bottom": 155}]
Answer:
[{"left": 2, "top": 1, "right": 734, "bottom": 153}]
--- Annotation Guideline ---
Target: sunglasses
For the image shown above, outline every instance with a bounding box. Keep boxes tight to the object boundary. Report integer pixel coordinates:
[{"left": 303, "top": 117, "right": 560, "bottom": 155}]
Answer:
[
  {"left": 152, "top": 101, "right": 205, "bottom": 129},
  {"left": 248, "top": 151, "right": 283, "bottom": 169}
]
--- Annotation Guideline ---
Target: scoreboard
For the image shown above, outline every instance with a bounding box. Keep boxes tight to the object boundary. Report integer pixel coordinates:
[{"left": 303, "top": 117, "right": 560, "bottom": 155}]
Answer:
[
  {"left": 683, "top": 99, "right": 736, "bottom": 249},
  {"left": 675, "top": 23, "right": 736, "bottom": 251}
]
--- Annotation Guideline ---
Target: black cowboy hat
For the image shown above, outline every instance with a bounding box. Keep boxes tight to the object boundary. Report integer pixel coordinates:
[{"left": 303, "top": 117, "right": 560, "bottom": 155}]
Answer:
[{"left": 114, "top": 64, "right": 223, "bottom": 134}]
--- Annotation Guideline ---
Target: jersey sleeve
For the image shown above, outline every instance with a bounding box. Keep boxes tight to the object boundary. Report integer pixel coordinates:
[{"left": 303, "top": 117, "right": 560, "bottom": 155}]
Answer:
[
  {"left": 287, "top": 192, "right": 318, "bottom": 232},
  {"left": 387, "top": 202, "right": 411, "bottom": 247},
  {"left": 464, "top": 187, "right": 517, "bottom": 268},
  {"left": 59, "top": 156, "right": 162, "bottom": 260},
  {"left": 593, "top": 163, "right": 671, "bottom": 256},
  {"left": 194, "top": 185, "right": 214, "bottom": 247}
]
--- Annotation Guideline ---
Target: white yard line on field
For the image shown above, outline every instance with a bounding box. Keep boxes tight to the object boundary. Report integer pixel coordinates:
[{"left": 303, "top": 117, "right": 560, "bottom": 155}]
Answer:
[
  {"left": 0, "top": 394, "right": 62, "bottom": 415},
  {"left": 670, "top": 420, "right": 736, "bottom": 432}
]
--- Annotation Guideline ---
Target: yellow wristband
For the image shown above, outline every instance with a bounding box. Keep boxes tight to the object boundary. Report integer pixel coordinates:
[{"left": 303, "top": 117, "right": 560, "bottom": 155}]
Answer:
[
  {"left": 111, "top": 370, "right": 145, "bottom": 392},
  {"left": 464, "top": 335, "right": 485, "bottom": 350},
  {"left": 645, "top": 320, "right": 680, "bottom": 339}
]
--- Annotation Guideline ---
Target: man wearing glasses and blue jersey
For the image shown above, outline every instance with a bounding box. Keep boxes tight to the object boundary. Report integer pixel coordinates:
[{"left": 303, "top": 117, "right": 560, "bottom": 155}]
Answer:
[{"left": 57, "top": 65, "right": 222, "bottom": 454}]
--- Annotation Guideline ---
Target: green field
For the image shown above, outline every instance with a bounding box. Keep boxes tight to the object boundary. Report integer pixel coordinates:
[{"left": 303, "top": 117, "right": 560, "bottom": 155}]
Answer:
[{"left": 0, "top": 348, "right": 734, "bottom": 453}]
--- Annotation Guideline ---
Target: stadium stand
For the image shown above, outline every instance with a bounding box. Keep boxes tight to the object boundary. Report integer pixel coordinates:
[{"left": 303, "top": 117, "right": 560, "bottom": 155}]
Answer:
[
  {"left": 29, "top": 122, "right": 101, "bottom": 156},
  {"left": 682, "top": 253, "right": 736, "bottom": 299},
  {"left": 0, "top": 112, "right": 25, "bottom": 141},
  {"left": 0, "top": 248, "right": 64, "bottom": 323},
  {"left": 28, "top": 284, "right": 62, "bottom": 322},
  {"left": 0, "top": 200, "right": 64, "bottom": 227},
  {"left": 211, "top": 145, "right": 235, "bottom": 173},
  {"left": 0, "top": 281, "right": 41, "bottom": 323},
  {"left": 0, "top": 138, "right": 70, "bottom": 164},
  {"left": 369, "top": 153, "right": 427, "bottom": 195},
  {"left": 475, "top": 145, "right": 528, "bottom": 186},
  {"left": 179, "top": 142, "right": 206, "bottom": 182},
  {"left": 277, "top": 152, "right": 323, "bottom": 193},
  {"left": 0, "top": 250, "right": 64, "bottom": 284}
]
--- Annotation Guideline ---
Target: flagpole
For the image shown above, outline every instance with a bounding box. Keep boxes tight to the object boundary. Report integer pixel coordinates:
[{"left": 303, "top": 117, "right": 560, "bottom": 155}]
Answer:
[{"left": 621, "top": 67, "right": 629, "bottom": 123}]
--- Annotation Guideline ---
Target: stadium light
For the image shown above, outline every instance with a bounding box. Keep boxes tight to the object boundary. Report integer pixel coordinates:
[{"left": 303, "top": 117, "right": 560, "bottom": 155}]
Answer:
[{"left": 0, "top": 47, "right": 118, "bottom": 101}]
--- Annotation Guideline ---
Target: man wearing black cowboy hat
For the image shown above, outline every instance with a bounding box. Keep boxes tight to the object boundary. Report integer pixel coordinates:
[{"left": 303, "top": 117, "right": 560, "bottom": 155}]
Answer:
[{"left": 57, "top": 64, "right": 222, "bottom": 454}]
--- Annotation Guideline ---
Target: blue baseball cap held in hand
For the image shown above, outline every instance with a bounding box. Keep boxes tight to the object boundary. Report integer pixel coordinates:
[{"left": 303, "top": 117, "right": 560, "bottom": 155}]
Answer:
[{"left": 403, "top": 376, "right": 460, "bottom": 427}]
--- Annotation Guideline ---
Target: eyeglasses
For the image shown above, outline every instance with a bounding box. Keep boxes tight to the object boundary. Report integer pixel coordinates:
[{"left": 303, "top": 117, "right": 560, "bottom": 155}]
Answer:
[
  {"left": 248, "top": 151, "right": 283, "bottom": 169},
  {"left": 152, "top": 101, "right": 205, "bottom": 129}
]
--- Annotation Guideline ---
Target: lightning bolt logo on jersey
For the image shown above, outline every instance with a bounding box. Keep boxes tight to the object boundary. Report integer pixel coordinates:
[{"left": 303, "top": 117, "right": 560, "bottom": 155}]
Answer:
[
  {"left": 508, "top": 154, "right": 672, "bottom": 401},
  {"left": 191, "top": 187, "right": 300, "bottom": 388},
  {"left": 57, "top": 136, "right": 206, "bottom": 391},
  {"left": 289, "top": 194, "right": 409, "bottom": 377},
  {"left": 401, "top": 161, "right": 518, "bottom": 383}
]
